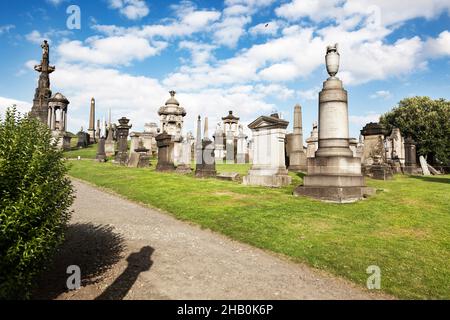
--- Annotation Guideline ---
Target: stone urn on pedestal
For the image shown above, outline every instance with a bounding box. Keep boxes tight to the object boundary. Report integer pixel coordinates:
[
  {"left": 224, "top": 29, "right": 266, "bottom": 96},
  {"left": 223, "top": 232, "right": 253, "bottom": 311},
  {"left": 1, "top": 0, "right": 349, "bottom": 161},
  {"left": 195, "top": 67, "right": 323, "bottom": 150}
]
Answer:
[{"left": 294, "top": 44, "right": 374, "bottom": 202}]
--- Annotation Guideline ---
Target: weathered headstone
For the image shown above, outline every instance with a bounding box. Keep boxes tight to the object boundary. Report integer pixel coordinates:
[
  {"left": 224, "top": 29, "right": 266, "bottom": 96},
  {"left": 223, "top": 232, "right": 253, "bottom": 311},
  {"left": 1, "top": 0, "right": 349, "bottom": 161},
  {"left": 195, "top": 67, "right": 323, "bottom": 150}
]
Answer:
[
  {"left": 306, "top": 122, "right": 318, "bottom": 158},
  {"left": 419, "top": 156, "right": 431, "bottom": 176},
  {"left": 195, "top": 116, "right": 216, "bottom": 178},
  {"left": 155, "top": 132, "right": 175, "bottom": 172},
  {"left": 404, "top": 137, "right": 419, "bottom": 174},
  {"left": 115, "top": 117, "right": 132, "bottom": 165},
  {"left": 243, "top": 113, "right": 291, "bottom": 187},
  {"left": 236, "top": 124, "right": 247, "bottom": 164}
]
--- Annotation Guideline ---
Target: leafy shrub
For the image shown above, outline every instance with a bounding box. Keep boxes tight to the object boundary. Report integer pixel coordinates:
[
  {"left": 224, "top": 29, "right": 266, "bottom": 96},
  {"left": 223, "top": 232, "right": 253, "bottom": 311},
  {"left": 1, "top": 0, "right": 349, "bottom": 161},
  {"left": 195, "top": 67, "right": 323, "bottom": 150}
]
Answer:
[{"left": 0, "top": 107, "right": 74, "bottom": 299}]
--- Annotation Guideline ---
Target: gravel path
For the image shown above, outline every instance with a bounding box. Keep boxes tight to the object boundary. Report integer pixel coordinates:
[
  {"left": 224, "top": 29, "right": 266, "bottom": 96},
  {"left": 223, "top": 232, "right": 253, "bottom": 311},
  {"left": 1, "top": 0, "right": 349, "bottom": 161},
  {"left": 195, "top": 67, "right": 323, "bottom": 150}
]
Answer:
[{"left": 34, "top": 179, "right": 391, "bottom": 300}]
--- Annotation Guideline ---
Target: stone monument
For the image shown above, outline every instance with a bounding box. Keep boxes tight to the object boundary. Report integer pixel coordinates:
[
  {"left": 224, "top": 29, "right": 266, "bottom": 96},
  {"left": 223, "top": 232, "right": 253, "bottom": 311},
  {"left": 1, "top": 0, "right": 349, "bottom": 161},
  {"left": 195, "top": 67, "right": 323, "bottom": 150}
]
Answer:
[
  {"left": 96, "top": 120, "right": 107, "bottom": 162},
  {"left": 294, "top": 44, "right": 372, "bottom": 202},
  {"left": 236, "top": 124, "right": 247, "bottom": 164},
  {"left": 88, "top": 98, "right": 96, "bottom": 144},
  {"left": 195, "top": 116, "right": 217, "bottom": 178},
  {"left": 30, "top": 40, "right": 55, "bottom": 124},
  {"left": 115, "top": 117, "right": 132, "bottom": 165},
  {"left": 158, "top": 91, "right": 186, "bottom": 164},
  {"left": 176, "top": 134, "right": 193, "bottom": 174},
  {"left": 243, "top": 113, "right": 291, "bottom": 187},
  {"left": 213, "top": 123, "right": 225, "bottom": 164},
  {"left": 105, "top": 122, "right": 116, "bottom": 157},
  {"left": 48, "top": 93, "right": 71, "bottom": 150},
  {"left": 76, "top": 127, "right": 90, "bottom": 149},
  {"left": 142, "top": 122, "right": 159, "bottom": 156},
  {"left": 306, "top": 122, "right": 319, "bottom": 158},
  {"left": 155, "top": 132, "right": 175, "bottom": 172},
  {"left": 288, "top": 104, "right": 307, "bottom": 171},
  {"left": 404, "top": 137, "right": 419, "bottom": 174}
]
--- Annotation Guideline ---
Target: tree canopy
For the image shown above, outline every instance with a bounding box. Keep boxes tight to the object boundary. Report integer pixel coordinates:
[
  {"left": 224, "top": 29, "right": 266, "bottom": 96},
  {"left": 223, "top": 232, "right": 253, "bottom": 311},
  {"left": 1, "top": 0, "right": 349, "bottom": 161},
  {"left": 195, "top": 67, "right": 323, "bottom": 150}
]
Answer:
[{"left": 380, "top": 96, "right": 450, "bottom": 169}]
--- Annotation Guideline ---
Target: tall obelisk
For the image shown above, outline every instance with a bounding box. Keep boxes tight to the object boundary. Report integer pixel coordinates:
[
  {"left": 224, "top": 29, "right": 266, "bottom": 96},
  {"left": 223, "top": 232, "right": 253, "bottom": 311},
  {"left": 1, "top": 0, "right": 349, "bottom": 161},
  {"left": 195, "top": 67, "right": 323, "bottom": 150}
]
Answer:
[
  {"left": 88, "top": 98, "right": 96, "bottom": 143},
  {"left": 294, "top": 44, "right": 372, "bottom": 203},
  {"left": 30, "top": 40, "right": 55, "bottom": 123},
  {"left": 288, "top": 104, "right": 307, "bottom": 171}
]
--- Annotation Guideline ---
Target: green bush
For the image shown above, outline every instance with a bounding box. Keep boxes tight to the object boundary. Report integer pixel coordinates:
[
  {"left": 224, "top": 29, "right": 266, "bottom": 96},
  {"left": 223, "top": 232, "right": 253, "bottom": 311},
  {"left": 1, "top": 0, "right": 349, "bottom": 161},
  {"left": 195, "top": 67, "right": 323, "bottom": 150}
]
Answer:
[{"left": 0, "top": 107, "right": 74, "bottom": 299}]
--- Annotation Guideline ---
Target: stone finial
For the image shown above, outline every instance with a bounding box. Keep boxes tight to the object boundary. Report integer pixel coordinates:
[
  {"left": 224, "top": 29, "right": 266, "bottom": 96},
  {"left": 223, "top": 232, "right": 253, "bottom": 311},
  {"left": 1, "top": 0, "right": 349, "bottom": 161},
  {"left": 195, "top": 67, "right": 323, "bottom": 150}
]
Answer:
[
  {"left": 325, "top": 43, "right": 340, "bottom": 77},
  {"left": 170, "top": 90, "right": 176, "bottom": 97}
]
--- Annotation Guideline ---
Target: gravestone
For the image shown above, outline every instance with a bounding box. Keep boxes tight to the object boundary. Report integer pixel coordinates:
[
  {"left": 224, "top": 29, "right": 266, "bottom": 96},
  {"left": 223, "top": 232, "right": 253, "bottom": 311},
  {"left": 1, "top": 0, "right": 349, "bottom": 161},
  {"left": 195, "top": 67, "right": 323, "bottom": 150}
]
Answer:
[
  {"left": 288, "top": 104, "right": 307, "bottom": 171},
  {"left": 195, "top": 116, "right": 217, "bottom": 178},
  {"left": 128, "top": 141, "right": 150, "bottom": 168},
  {"left": 96, "top": 138, "right": 107, "bottom": 162},
  {"left": 243, "top": 113, "right": 291, "bottom": 187},
  {"left": 105, "top": 124, "right": 115, "bottom": 157},
  {"left": 176, "top": 135, "right": 193, "bottom": 174},
  {"left": 306, "top": 122, "right": 318, "bottom": 158},
  {"left": 419, "top": 156, "right": 431, "bottom": 176},
  {"left": 155, "top": 132, "right": 175, "bottom": 172},
  {"left": 236, "top": 124, "right": 247, "bottom": 164},
  {"left": 76, "top": 128, "right": 90, "bottom": 149},
  {"left": 115, "top": 117, "right": 132, "bottom": 165},
  {"left": 404, "top": 137, "right": 419, "bottom": 174},
  {"left": 294, "top": 44, "right": 372, "bottom": 202}
]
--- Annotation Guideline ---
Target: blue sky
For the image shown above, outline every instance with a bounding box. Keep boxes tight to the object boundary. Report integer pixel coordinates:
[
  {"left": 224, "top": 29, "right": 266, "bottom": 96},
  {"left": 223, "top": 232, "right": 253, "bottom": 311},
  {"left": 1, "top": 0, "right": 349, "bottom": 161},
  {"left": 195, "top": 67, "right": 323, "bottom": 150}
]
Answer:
[{"left": 0, "top": 0, "right": 449, "bottom": 139}]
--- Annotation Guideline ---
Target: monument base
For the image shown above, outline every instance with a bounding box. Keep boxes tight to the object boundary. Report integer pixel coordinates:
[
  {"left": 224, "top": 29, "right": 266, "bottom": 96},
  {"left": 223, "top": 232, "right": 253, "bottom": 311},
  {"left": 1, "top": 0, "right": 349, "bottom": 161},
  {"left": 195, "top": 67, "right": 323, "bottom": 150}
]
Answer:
[
  {"left": 365, "top": 164, "right": 393, "bottom": 180},
  {"left": 176, "top": 164, "right": 192, "bottom": 174},
  {"left": 156, "top": 163, "right": 175, "bottom": 172},
  {"left": 243, "top": 174, "right": 292, "bottom": 187},
  {"left": 243, "top": 166, "right": 291, "bottom": 187},
  {"left": 195, "top": 167, "right": 217, "bottom": 178},
  {"left": 294, "top": 185, "right": 375, "bottom": 203}
]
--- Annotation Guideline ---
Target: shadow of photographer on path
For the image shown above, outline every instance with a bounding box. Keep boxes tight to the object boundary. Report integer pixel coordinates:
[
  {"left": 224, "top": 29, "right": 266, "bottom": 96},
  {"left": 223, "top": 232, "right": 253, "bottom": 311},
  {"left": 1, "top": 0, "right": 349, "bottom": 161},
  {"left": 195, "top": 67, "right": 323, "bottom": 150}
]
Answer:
[{"left": 95, "top": 246, "right": 154, "bottom": 300}]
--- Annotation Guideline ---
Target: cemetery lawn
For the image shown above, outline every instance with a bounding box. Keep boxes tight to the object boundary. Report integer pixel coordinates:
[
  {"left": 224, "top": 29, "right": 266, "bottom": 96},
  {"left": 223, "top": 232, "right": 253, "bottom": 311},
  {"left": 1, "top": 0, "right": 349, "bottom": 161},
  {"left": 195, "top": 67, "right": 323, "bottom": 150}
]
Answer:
[{"left": 67, "top": 160, "right": 450, "bottom": 299}]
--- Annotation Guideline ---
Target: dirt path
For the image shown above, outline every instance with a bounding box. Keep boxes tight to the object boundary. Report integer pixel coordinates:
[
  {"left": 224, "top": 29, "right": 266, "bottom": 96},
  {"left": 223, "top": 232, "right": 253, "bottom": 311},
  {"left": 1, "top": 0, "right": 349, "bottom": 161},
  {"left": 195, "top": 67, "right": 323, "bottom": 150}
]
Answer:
[{"left": 34, "top": 180, "right": 391, "bottom": 300}]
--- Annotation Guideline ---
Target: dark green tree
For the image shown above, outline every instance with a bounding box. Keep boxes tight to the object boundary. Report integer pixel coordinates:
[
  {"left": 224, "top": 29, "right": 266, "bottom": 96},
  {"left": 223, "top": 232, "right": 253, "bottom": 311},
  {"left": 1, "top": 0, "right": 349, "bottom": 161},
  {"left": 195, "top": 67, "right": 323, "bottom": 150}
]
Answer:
[
  {"left": 0, "top": 107, "right": 74, "bottom": 299},
  {"left": 380, "top": 96, "right": 450, "bottom": 170}
]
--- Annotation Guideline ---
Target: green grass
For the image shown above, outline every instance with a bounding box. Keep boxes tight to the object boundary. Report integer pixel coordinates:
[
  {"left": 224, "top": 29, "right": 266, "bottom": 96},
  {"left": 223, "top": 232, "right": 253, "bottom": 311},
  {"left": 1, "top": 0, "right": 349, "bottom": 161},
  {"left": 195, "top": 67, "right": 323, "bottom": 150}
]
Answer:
[{"left": 67, "top": 160, "right": 450, "bottom": 299}]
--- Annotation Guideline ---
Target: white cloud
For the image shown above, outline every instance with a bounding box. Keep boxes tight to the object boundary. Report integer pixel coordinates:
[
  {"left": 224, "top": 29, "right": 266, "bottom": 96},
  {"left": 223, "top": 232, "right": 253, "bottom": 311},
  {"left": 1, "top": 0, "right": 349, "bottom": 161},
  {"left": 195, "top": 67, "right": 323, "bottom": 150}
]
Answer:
[
  {"left": 0, "top": 24, "right": 15, "bottom": 35},
  {"left": 57, "top": 35, "right": 167, "bottom": 66},
  {"left": 25, "top": 29, "right": 72, "bottom": 44},
  {"left": 0, "top": 97, "right": 32, "bottom": 115},
  {"left": 212, "top": 0, "right": 276, "bottom": 48},
  {"left": 349, "top": 113, "right": 381, "bottom": 127},
  {"left": 46, "top": 0, "right": 66, "bottom": 6},
  {"left": 298, "top": 87, "right": 321, "bottom": 101},
  {"left": 249, "top": 21, "right": 281, "bottom": 36},
  {"left": 179, "top": 41, "right": 217, "bottom": 66},
  {"left": 276, "top": 0, "right": 450, "bottom": 27},
  {"left": 108, "top": 0, "right": 150, "bottom": 20},
  {"left": 425, "top": 30, "right": 450, "bottom": 57},
  {"left": 370, "top": 90, "right": 392, "bottom": 99}
]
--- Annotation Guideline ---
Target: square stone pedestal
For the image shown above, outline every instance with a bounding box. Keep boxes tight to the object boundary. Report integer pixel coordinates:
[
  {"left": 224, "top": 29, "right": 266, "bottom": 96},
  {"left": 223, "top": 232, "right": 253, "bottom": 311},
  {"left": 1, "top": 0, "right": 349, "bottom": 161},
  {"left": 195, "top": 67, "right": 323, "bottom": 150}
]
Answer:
[
  {"left": 243, "top": 166, "right": 292, "bottom": 187},
  {"left": 294, "top": 156, "right": 374, "bottom": 203}
]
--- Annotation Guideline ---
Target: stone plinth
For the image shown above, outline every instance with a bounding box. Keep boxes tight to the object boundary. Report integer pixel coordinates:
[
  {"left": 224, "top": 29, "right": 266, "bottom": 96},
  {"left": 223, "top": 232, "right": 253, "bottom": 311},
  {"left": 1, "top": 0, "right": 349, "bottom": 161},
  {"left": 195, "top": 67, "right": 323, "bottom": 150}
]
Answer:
[
  {"left": 115, "top": 117, "right": 131, "bottom": 165},
  {"left": 243, "top": 114, "right": 291, "bottom": 187},
  {"left": 404, "top": 137, "right": 419, "bottom": 174},
  {"left": 105, "top": 126, "right": 115, "bottom": 157},
  {"left": 176, "top": 137, "right": 193, "bottom": 174},
  {"left": 195, "top": 139, "right": 217, "bottom": 178},
  {"left": 156, "top": 132, "right": 175, "bottom": 172},
  {"left": 77, "top": 131, "right": 90, "bottom": 149},
  {"left": 128, "top": 147, "right": 151, "bottom": 168},
  {"left": 294, "top": 44, "right": 372, "bottom": 202},
  {"left": 96, "top": 138, "right": 107, "bottom": 162},
  {"left": 217, "top": 172, "right": 240, "bottom": 181}
]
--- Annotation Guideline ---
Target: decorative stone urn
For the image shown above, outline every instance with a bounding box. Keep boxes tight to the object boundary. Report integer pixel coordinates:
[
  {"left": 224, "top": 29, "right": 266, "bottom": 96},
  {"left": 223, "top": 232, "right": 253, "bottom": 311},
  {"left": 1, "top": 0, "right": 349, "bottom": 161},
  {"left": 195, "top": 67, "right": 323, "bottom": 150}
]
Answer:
[{"left": 325, "top": 44, "right": 340, "bottom": 78}]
